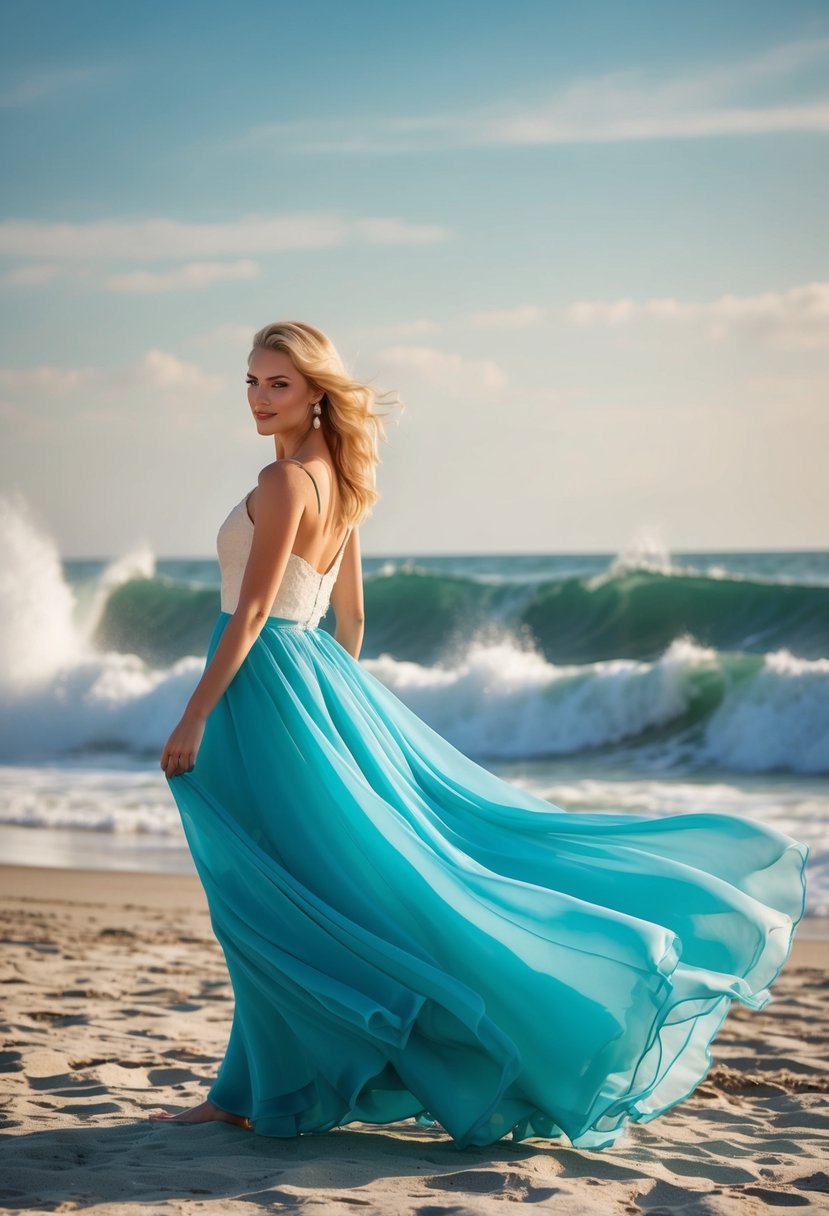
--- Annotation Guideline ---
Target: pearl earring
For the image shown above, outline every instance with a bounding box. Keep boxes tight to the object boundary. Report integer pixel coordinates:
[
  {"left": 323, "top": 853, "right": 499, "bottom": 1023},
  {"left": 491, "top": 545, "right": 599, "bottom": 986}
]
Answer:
[{"left": 312, "top": 401, "right": 322, "bottom": 429}]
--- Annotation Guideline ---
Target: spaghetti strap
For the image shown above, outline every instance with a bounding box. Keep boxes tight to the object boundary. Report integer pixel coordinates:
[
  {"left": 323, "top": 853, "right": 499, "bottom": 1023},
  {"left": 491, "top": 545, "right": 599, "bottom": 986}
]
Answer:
[
  {"left": 332, "top": 526, "right": 351, "bottom": 566},
  {"left": 279, "top": 458, "right": 321, "bottom": 514},
  {"left": 271, "top": 461, "right": 348, "bottom": 576}
]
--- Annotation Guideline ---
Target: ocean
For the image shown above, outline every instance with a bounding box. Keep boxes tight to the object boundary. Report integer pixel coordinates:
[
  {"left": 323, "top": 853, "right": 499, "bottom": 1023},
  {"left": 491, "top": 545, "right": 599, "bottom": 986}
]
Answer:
[{"left": 1, "top": 499, "right": 825, "bottom": 925}]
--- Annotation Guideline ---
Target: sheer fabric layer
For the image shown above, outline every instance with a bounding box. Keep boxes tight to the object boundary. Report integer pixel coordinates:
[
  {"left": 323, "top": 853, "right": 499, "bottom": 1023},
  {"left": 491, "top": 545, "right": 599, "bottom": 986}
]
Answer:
[{"left": 166, "top": 612, "right": 809, "bottom": 1151}]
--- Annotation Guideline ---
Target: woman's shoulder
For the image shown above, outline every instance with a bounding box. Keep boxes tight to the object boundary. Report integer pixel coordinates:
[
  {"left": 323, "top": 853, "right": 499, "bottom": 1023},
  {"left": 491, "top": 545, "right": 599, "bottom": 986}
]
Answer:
[
  {"left": 258, "top": 454, "right": 333, "bottom": 475},
  {"left": 253, "top": 461, "right": 314, "bottom": 506},
  {"left": 257, "top": 458, "right": 312, "bottom": 483},
  {"left": 265, "top": 455, "right": 339, "bottom": 494}
]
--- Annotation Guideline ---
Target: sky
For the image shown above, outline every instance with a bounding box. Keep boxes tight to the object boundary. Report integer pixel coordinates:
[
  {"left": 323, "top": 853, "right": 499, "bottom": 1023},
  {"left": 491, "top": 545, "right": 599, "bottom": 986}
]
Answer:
[{"left": 0, "top": 0, "right": 827, "bottom": 559}]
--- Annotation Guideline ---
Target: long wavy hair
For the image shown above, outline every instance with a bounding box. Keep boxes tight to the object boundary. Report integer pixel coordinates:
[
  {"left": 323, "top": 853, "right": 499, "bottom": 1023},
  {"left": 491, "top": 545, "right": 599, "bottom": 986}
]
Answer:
[{"left": 248, "top": 321, "right": 403, "bottom": 531}]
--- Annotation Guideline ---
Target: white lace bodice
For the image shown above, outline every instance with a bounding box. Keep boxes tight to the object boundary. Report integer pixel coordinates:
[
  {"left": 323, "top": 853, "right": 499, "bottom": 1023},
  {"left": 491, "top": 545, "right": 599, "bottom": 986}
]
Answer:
[{"left": 216, "top": 491, "right": 350, "bottom": 628}]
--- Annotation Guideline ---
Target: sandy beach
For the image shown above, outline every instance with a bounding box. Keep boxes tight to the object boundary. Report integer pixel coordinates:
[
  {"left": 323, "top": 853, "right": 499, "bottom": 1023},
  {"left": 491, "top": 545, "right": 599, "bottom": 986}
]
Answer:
[{"left": 1, "top": 862, "right": 826, "bottom": 1215}]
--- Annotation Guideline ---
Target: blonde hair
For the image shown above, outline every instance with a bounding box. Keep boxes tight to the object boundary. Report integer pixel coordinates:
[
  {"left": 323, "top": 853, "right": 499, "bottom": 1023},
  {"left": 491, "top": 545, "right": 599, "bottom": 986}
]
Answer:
[{"left": 248, "top": 321, "right": 403, "bottom": 531}]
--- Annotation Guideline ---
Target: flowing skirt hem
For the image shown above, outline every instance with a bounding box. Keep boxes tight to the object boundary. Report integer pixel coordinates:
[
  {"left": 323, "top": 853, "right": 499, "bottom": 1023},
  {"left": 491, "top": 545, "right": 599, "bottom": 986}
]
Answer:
[
  {"left": 171, "top": 613, "right": 810, "bottom": 1153},
  {"left": 206, "top": 839, "right": 808, "bottom": 1152}
]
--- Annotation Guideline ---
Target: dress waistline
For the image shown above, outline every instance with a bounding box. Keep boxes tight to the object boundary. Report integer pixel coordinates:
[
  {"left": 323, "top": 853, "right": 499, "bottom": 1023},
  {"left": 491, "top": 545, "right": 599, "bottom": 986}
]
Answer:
[{"left": 218, "top": 610, "right": 314, "bottom": 631}]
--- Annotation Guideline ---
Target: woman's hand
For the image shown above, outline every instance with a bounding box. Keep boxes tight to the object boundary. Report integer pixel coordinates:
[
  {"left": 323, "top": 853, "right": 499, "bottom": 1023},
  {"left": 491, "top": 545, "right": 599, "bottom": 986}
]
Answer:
[{"left": 161, "top": 711, "right": 206, "bottom": 779}]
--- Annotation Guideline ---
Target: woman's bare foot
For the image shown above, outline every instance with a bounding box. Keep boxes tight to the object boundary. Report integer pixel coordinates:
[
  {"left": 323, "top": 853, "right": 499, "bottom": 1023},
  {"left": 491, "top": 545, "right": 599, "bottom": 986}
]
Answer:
[{"left": 148, "top": 1098, "right": 251, "bottom": 1130}]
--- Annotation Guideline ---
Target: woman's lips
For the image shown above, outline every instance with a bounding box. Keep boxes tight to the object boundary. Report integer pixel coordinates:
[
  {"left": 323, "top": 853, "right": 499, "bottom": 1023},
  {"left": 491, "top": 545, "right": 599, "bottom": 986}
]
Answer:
[{"left": 255, "top": 412, "right": 275, "bottom": 419}]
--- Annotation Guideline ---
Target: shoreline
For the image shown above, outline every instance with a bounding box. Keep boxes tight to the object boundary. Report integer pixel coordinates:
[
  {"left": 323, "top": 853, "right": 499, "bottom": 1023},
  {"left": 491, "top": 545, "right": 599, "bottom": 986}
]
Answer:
[{"left": 2, "top": 863, "right": 827, "bottom": 1215}]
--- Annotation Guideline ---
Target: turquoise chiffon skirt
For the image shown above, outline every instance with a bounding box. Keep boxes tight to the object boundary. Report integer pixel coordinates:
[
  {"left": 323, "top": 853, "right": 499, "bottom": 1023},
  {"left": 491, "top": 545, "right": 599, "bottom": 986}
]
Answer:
[{"left": 166, "top": 612, "right": 809, "bottom": 1151}]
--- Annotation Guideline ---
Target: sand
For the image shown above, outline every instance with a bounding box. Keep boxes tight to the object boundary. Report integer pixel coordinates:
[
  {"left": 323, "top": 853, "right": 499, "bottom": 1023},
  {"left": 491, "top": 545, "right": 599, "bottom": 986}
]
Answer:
[{"left": 1, "top": 862, "right": 827, "bottom": 1215}]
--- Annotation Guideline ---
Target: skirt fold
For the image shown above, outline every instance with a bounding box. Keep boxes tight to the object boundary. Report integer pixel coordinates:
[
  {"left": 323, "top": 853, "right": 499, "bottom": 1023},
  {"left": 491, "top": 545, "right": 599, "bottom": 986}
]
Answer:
[{"left": 166, "top": 612, "right": 809, "bottom": 1150}]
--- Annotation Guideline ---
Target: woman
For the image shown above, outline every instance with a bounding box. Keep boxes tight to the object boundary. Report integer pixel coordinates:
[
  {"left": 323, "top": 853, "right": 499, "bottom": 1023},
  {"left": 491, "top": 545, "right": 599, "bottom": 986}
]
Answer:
[{"left": 149, "top": 320, "right": 809, "bottom": 1151}]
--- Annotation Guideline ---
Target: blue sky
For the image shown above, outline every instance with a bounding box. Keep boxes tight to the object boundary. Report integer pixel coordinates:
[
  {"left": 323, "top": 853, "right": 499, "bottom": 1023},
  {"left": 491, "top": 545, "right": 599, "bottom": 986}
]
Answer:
[{"left": 1, "top": 0, "right": 827, "bottom": 558}]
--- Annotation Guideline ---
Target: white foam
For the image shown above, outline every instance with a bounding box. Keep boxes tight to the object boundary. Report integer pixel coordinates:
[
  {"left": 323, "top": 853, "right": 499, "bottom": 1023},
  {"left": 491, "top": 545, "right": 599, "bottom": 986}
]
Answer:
[
  {"left": 0, "top": 493, "right": 205, "bottom": 763},
  {"left": 588, "top": 529, "right": 686, "bottom": 586},
  {"left": 702, "top": 648, "right": 829, "bottom": 774},
  {"left": 0, "top": 761, "right": 180, "bottom": 835},
  {"left": 0, "top": 491, "right": 80, "bottom": 685},
  {"left": 365, "top": 633, "right": 715, "bottom": 760}
]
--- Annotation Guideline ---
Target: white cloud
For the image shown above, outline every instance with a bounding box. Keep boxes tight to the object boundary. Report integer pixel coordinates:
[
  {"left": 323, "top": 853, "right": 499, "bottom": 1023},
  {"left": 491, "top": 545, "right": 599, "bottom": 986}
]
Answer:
[
  {"left": 130, "top": 350, "right": 224, "bottom": 393},
  {"left": 566, "top": 281, "right": 829, "bottom": 350},
  {"left": 375, "top": 344, "right": 507, "bottom": 391},
  {"left": 0, "top": 365, "right": 102, "bottom": 397},
  {"left": 0, "top": 364, "right": 108, "bottom": 440},
  {"left": 106, "top": 259, "right": 261, "bottom": 294},
  {"left": 2, "top": 263, "right": 64, "bottom": 287},
  {"left": 235, "top": 37, "right": 829, "bottom": 154},
  {"left": 352, "top": 217, "right": 451, "bottom": 244},
  {"left": 568, "top": 298, "right": 644, "bottom": 326},
  {"left": 0, "top": 212, "right": 451, "bottom": 261},
  {"left": 355, "top": 308, "right": 545, "bottom": 342},
  {"left": 0, "top": 351, "right": 224, "bottom": 439}
]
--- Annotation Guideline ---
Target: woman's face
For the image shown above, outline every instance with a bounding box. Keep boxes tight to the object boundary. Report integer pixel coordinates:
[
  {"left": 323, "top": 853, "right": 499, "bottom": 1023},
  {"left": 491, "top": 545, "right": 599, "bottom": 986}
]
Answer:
[{"left": 246, "top": 348, "right": 317, "bottom": 433}]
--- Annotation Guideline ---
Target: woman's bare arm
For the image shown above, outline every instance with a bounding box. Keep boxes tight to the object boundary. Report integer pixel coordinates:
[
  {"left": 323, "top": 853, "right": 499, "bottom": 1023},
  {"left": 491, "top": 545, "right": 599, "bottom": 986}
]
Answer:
[
  {"left": 161, "top": 463, "right": 307, "bottom": 777},
  {"left": 182, "top": 462, "right": 308, "bottom": 721},
  {"left": 330, "top": 527, "right": 365, "bottom": 659}
]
